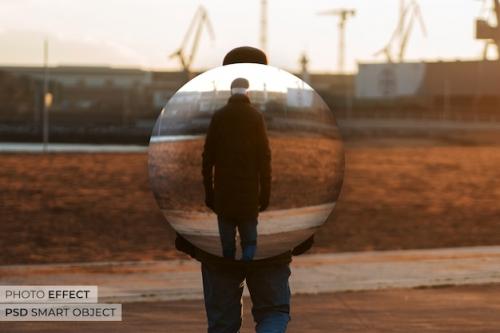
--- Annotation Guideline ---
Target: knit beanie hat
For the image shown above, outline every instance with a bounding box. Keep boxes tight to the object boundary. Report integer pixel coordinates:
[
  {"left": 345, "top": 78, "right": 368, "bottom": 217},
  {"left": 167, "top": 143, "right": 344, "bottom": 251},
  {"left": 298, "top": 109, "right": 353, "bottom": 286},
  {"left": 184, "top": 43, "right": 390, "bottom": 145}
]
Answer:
[{"left": 223, "top": 46, "right": 268, "bottom": 66}]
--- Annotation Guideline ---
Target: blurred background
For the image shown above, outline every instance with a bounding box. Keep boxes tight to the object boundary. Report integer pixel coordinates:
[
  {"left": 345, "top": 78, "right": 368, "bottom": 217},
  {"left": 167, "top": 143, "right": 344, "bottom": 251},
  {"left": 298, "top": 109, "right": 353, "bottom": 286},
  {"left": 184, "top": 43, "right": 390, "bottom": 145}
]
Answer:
[{"left": 1, "top": 0, "right": 499, "bottom": 265}]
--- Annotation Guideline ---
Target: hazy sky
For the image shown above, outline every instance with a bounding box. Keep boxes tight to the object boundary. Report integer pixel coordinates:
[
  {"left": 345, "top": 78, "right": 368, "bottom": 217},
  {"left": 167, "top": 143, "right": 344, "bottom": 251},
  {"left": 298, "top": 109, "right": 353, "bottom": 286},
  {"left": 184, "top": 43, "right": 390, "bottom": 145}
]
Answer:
[{"left": 0, "top": 0, "right": 493, "bottom": 73}]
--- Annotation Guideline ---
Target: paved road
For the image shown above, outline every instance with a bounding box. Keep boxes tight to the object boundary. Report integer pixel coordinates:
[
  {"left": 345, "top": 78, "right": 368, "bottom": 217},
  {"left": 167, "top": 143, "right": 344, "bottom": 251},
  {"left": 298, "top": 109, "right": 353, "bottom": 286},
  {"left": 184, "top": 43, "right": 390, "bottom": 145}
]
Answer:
[
  {"left": 1, "top": 246, "right": 500, "bottom": 303},
  {"left": 1, "top": 285, "right": 500, "bottom": 332},
  {"left": 0, "top": 143, "right": 148, "bottom": 153}
]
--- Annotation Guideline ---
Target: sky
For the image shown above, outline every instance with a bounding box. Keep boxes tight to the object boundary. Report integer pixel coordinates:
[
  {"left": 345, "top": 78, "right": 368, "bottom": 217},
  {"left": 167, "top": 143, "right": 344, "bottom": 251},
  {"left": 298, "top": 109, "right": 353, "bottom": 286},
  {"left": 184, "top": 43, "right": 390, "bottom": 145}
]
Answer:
[{"left": 0, "top": 0, "right": 494, "bottom": 73}]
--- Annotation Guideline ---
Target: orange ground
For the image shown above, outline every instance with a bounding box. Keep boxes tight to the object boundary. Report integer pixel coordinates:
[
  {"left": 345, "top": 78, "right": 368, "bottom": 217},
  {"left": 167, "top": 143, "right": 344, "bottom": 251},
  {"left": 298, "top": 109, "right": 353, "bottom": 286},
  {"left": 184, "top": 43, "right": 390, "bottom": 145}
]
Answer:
[{"left": 1, "top": 137, "right": 499, "bottom": 264}]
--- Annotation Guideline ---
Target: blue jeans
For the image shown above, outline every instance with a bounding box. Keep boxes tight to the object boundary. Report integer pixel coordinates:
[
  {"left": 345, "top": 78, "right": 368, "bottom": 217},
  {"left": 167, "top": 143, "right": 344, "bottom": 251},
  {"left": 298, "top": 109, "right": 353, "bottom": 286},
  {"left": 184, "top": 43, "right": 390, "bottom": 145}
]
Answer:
[
  {"left": 202, "top": 262, "right": 291, "bottom": 333},
  {"left": 218, "top": 216, "right": 258, "bottom": 261}
]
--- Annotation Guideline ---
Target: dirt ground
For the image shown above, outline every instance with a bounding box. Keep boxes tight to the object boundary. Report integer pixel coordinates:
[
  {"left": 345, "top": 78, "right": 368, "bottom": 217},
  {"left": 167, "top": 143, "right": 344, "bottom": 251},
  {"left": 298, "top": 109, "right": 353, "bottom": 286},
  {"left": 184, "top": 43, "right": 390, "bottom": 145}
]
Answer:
[
  {"left": 2, "top": 284, "right": 500, "bottom": 332},
  {"left": 1, "top": 136, "right": 500, "bottom": 264},
  {"left": 149, "top": 134, "right": 344, "bottom": 211}
]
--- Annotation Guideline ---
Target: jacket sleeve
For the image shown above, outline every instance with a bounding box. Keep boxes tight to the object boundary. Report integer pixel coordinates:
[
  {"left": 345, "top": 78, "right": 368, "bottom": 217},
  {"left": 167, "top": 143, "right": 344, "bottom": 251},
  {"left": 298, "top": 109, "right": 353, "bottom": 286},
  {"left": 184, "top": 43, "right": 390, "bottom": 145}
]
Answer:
[
  {"left": 202, "top": 114, "right": 217, "bottom": 201},
  {"left": 256, "top": 113, "right": 271, "bottom": 207}
]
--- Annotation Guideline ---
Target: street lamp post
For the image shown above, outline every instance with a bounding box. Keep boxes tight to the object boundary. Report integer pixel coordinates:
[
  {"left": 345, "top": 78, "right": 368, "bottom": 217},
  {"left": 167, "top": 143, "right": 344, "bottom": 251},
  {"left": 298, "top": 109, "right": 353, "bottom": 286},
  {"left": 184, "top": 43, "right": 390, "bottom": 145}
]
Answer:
[{"left": 42, "top": 38, "right": 51, "bottom": 153}]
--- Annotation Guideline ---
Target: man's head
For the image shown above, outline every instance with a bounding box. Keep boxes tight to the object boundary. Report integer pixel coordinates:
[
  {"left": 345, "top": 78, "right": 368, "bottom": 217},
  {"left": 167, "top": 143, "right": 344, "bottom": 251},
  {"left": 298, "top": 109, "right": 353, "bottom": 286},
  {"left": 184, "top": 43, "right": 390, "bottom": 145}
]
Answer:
[
  {"left": 224, "top": 47, "right": 265, "bottom": 97},
  {"left": 230, "top": 78, "right": 250, "bottom": 96},
  {"left": 223, "top": 46, "right": 268, "bottom": 66}
]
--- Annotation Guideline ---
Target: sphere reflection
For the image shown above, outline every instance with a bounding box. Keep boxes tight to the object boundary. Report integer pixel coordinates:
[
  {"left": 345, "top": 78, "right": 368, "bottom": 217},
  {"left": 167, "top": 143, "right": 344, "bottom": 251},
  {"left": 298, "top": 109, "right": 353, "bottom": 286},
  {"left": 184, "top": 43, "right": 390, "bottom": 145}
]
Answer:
[{"left": 148, "top": 64, "right": 344, "bottom": 260}]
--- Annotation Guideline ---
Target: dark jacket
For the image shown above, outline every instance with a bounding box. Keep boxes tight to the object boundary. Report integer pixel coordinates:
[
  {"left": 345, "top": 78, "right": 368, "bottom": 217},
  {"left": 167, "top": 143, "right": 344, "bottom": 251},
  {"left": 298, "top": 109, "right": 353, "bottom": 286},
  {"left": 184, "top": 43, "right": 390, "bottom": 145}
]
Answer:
[{"left": 202, "top": 94, "right": 271, "bottom": 219}]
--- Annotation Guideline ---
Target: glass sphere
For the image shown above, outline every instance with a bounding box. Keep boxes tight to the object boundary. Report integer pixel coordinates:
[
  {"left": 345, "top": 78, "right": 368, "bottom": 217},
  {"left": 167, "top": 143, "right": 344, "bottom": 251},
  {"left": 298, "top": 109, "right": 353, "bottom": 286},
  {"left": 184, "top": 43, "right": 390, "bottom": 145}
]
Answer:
[{"left": 148, "top": 63, "right": 344, "bottom": 260}]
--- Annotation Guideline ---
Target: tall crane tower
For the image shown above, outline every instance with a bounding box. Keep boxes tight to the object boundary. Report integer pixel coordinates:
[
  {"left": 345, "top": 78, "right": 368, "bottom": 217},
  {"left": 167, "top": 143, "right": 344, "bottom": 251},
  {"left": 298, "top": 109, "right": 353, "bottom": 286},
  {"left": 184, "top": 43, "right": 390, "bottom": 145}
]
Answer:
[
  {"left": 318, "top": 8, "right": 356, "bottom": 73},
  {"left": 170, "top": 6, "right": 215, "bottom": 79},
  {"left": 260, "top": 0, "right": 268, "bottom": 53}
]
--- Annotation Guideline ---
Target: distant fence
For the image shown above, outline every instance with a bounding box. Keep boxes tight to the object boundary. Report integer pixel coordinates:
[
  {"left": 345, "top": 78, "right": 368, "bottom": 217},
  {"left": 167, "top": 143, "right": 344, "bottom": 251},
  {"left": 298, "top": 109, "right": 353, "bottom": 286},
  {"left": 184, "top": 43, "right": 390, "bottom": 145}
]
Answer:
[{"left": 334, "top": 107, "right": 500, "bottom": 123}]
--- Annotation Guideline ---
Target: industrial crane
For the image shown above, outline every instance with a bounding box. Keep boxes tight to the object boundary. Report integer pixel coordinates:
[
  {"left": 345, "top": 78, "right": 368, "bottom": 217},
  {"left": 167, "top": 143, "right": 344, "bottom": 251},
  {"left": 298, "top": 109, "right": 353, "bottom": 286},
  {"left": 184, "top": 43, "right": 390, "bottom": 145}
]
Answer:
[
  {"left": 374, "top": 0, "right": 427, "bottom": 62},
  {"left": 476, "top": 0, "right": 500, "bottom": 59},
  {"left": 260, "top": 0, "right": 268, "bottom": 53},
  {"left": 170, "top": 6, "right": 215, "bottom": 79},
  {"left": 318, "top": 8, "right": 356, "bottom": 73},
  {"left": 299, "top": 52, "right": 310, "bottom": 83}
]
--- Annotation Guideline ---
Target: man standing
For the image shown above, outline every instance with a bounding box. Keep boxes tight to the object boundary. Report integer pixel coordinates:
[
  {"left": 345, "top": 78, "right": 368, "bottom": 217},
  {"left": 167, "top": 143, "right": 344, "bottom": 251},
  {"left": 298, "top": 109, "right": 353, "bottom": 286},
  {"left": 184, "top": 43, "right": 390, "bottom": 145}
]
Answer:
[
  {"left": 202, "top": 76, "right": 271, "bottom": 262},
  {"left": 175, "top": 46, "right": 314, "bottom": 333}
]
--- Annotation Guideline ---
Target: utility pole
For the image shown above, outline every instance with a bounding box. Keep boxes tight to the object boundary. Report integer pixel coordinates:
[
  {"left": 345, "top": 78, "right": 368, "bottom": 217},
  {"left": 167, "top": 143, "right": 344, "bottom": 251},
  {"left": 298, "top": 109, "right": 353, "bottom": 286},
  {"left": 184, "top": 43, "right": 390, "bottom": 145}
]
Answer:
[
  {"left": 318, "top": 9, "right": 356, "bottom": 73},
  {"left": 495, "top": 0, "right": 500, "bottom": 57},
  {"left": 260, "top": 0, "right": 268, "bottom": 53},
  {"left": 42, "top": 38, "right": 50, "bottom": 153}
]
